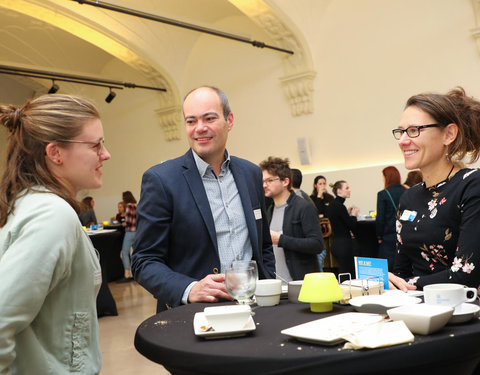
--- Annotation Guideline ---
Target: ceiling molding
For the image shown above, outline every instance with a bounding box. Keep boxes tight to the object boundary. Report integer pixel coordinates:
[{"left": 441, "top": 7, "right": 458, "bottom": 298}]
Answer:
[{"left": 229, "top": 0, "right": 316, "bottom": 117}]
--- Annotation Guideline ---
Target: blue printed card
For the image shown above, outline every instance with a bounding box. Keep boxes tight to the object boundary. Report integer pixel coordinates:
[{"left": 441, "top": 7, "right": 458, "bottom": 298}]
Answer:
[{"left": 354, "top": 256, "right": 389, "bottom": 290}]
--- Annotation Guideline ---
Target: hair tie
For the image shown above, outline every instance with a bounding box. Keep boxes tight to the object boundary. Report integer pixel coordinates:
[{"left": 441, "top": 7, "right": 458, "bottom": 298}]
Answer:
[{"left": 8, "top": 107, "right": 23, "bottom": 132}]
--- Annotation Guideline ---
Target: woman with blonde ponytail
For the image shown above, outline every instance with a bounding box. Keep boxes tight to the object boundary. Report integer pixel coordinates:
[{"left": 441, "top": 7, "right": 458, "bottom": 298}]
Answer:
[{"left": 0, "top": 94, "right": 110, "bottom": 374}]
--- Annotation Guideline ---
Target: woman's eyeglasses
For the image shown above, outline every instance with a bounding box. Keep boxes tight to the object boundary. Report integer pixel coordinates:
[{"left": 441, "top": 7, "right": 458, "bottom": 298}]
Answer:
[
  {"left": 57, "top": 139, "right": 105, "bottom": 155},
  {"left": 392, "top": 124, "right": 440, "bottom": 140}
]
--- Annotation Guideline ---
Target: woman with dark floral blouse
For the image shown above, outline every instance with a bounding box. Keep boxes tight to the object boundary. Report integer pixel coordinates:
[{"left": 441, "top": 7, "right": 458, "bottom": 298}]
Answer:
[{"left": 389, "top": 87, "right": 480, "bottom": 292}]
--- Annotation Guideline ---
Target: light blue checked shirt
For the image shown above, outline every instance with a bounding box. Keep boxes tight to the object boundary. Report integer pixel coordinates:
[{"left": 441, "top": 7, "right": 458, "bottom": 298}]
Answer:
[{"left": 182, "top": 150, "right": 253, "bottom": 303}]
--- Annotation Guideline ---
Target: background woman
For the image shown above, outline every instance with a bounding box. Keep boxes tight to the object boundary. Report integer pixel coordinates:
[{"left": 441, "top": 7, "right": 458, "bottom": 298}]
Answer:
[
  {"left": 310, "top": 175, "right": 334, "bottom": 218},
  {"left": 376, "top": 166, "right": 406, "bottom": 270},
  {"left": 119, "top": 190, "right": 137, "bottom": 282},
  {"left": 327, "top": 180, "right": 359, "bottom": 277},
  {"left": 310, "top": 175, "right": 335, "bottom": 272},
  {"left": 0, "top": 94, "right": 110, "bottom": 373},
  {"left": 113, "top": 200, "right": 126, "bottom": 224},
  {"left": 389, "top": 87, "right": 480, "bottom": 291},
  {"left": 402, "top": 170, "right": 423, "bottom": 188},
  {"left": 79, "top": 195, "right": 97, "bottom": 227}
]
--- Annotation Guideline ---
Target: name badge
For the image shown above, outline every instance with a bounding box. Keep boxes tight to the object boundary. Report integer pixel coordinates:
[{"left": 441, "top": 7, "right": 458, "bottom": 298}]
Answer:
[
  {"left": 254, "top": 208, "right": 262, "bottom": 220},
  {"left": 400, "top": 209, "right": 417, "bottom": 222}
]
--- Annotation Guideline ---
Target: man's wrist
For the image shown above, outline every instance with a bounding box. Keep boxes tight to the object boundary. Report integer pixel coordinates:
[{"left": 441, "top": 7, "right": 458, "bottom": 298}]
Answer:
[{"left": 182, "top": 281, "right": 198, "bottom": 304}]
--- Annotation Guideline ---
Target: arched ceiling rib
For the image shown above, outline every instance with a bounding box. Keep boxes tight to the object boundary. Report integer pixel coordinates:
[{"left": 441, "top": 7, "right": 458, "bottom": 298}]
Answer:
[{"left": 0, "top": 0, "right": 316, "bottom": 137}]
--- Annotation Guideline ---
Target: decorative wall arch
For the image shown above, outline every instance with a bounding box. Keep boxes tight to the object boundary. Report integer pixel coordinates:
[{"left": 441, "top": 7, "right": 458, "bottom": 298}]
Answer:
[{"left": 229, "top": 0, "right": 316, "bottom": 116}]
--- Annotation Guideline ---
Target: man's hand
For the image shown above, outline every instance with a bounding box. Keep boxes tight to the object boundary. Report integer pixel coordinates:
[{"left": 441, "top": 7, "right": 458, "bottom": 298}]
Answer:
[
  {"left": 388, "top": 272, "right": 417, "bottom": 292},
  {"left": 270, "top": 230, "right": 281, "bottom": 245},
  {"left": 188, "top": 274, "right": 233, "bottom": 303}
]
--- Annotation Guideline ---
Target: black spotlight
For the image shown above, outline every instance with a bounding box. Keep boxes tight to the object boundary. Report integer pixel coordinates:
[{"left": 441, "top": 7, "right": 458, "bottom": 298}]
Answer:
[
  {"left": 105, "top": 88, "right": 116, "bottom": 103},
  {"left": 48, "top": 81, "right": 59, "bottom": 94}
]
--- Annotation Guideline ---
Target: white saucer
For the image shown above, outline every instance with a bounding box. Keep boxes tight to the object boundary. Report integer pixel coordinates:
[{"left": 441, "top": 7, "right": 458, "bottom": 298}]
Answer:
[
  {"left": 448, "top": 303, "right": 480, "bottom": 324},
  {"left": 193, "top": 312, "right": 256, "bottom": 339},
  {"left": 406, "top": 290, "right": 424, "bottom": 297},
  {"left": 349, "top": 291, "right": 421, "bottom": 314}
]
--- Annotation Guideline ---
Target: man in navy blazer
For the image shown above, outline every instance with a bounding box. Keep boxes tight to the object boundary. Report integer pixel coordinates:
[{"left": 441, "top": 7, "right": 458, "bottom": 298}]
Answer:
[{"left": 132, "top": 86, "right": 275, "bottom": 311}]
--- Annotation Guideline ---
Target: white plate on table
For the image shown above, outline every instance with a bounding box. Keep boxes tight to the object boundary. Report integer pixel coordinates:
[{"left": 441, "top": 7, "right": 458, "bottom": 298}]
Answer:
[
  {"left": 349, "top": 291, "right": 421, "bottom": 314},
  {"left": 281, "top": 312, "right": 385, "bottom": 345},
  {"left": 86, "top": 229, "right": 117, "bottom": 236},
  {"left": 193, "top": 312, "right": 256, "bottom": 339},
  {"left": 448, "top": 303, "right": 480, "bottom": 324}
]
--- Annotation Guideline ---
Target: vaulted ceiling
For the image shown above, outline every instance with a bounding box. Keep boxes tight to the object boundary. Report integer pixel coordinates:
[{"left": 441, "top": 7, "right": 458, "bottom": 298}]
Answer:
[{"left": 0, "top": 0, "right": 311, "bottom": 109}]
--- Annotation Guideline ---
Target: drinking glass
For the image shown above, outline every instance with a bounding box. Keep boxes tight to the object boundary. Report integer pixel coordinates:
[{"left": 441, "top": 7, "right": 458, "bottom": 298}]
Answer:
[
  {"left": 231, "top": 260, "right": 259, "bottom": 281},
  {"left": 225, "top": 266, "right": 256, "bottom": 304}
]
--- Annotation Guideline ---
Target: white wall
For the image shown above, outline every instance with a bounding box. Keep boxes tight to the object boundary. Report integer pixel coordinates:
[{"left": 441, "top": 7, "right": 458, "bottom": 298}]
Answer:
[{"left": 3, "top": 0, "right": 480, "bottom": 223}]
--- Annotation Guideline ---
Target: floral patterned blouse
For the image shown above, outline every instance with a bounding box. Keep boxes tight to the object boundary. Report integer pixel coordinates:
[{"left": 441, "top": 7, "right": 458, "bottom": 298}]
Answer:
[{"left": 393, "top": 168, "right": 480, "bottom": 289}]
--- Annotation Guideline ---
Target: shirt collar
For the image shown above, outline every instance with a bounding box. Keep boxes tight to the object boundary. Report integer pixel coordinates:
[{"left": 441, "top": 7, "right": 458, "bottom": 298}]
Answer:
[{"left": 192, "top": 149, "right": 231, "bottom": 177}]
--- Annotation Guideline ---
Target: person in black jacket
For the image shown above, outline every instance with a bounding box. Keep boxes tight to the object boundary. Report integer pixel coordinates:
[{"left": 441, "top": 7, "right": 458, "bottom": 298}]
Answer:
[
  {"left": 327, "top": 180, "right": 358, "bottom": 277},
  {"left": 310, "top": 175, "right": 334, "bottom": 218},
  {"left": 376, "top": 166, "right": 406, "bottom": 270},
  {"left": 260, "top": 156, "right": 324, "bottom": 281}
]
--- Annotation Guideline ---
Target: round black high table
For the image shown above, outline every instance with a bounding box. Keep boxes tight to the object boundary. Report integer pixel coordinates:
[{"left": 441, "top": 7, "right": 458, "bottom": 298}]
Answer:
[
  {"left": 135, "top": 301, "right": 480, "bottom": 375},
  {"left": 355, "top": 219, "right": 378, "bottom": 258},
  {"left": 88, "top": 229, "right": 124, "bottom": 317}
]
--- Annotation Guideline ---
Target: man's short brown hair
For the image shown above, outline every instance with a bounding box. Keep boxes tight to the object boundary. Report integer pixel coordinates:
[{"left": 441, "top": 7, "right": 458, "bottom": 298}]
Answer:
[{"left": 259, "top": 156, "right": 292, "bottom": 190}]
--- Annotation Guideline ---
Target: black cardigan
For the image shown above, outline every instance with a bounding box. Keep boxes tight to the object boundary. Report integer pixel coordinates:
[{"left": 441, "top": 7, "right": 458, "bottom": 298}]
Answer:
[{"left": 266, "top": 191, "right": 324, "bottom": 280}]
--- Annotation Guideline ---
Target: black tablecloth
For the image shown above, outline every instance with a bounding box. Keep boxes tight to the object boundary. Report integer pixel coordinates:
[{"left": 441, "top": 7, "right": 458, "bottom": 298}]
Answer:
[
  {"left": 355, "top": 219, "right": 378, "bottom": 258},
  {"left": 90, "top": 230, "right": 124, "bottom": 317},
  {"left": 90, "top": 230, "right": 124, "bottom": 282},
  {"left": 135, "top": 301, "right": 480, "bottom": 375}
]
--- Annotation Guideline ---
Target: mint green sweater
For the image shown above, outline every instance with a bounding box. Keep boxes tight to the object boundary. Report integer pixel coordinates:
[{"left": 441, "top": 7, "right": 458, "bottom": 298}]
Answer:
[{"left": 0, "top": 190, "right": 101, "bottom": 374}]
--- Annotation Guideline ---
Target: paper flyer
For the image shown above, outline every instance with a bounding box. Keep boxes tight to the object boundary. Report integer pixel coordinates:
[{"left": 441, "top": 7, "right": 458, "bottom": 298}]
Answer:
[{"left": 354, "top": 256, "right": 389, "bottom": 290}]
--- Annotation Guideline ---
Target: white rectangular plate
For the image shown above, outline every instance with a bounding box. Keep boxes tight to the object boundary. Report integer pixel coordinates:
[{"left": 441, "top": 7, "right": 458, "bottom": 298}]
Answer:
[
  {"left": 193, "top": 312, "right": 256, "bottom": 339},
  {"left": 281, "top": 312, "right": 385, "bottom": 345}
]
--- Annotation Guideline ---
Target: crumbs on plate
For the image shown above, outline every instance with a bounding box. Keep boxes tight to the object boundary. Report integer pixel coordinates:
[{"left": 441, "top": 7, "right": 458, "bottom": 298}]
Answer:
[{"left": 199, "top": 325, "right": 213, "bottom": 333}]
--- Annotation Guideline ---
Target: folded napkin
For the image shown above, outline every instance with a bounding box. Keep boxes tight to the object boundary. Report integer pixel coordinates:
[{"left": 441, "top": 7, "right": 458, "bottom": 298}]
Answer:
[{"left": 342, "top": 320, "right": 414, "bottom": 350}]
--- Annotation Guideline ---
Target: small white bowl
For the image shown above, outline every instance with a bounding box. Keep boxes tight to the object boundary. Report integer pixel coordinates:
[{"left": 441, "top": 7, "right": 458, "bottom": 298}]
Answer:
[
  {"left": 255, "top": 279, "right": 282, "bottom": 306},
  {"left": 203, "top": 305, "right": 251, "bottom": 332},
  {"left": 255, "top": 279, "right": 282, "bottom": 295},
  {"left": 387, "top": 303, "right": 454, "bottom": 335},
  {"left": 256, "top": 294, "right": 281, "bottom": 307}
]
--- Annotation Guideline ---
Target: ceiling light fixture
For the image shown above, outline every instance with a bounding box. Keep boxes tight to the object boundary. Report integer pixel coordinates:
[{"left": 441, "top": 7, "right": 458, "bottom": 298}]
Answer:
[
  {"left": 48, "top": 80, "right": 59, "bottom": 94},
  {"left": 0, "top": 64, "right": 166, "bottom": 94},
  {"left": 105, "top": 88, "right": 116, "bottom": 103},
  {"left": 72, "top": 0, "right": 294, "bottom": 55}
]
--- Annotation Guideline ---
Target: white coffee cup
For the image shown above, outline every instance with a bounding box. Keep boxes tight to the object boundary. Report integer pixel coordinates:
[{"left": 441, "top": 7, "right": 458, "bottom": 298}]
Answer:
[
  {"left": 423, "top": 283, "right": 477, "bottom": 308},
  {"left": 288, "top": 280, "right": 304, "bottom": 304},
  {"left": 255, "top": 279, "right": 282, "bottom": 306}
]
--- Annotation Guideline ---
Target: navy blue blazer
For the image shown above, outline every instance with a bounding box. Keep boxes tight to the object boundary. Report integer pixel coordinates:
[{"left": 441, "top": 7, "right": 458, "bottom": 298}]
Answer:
[{"left": 131, "top": 149, "right": 275, "bottom": 311}]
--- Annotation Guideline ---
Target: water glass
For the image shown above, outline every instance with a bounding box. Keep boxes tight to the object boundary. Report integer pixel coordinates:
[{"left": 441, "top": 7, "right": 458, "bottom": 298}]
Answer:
[
  {"left": 231, "top": 260, "right": 259, "bottom": 281},
  {"left": 225, "top": 266, "right": 256, "bottom": 304}
]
